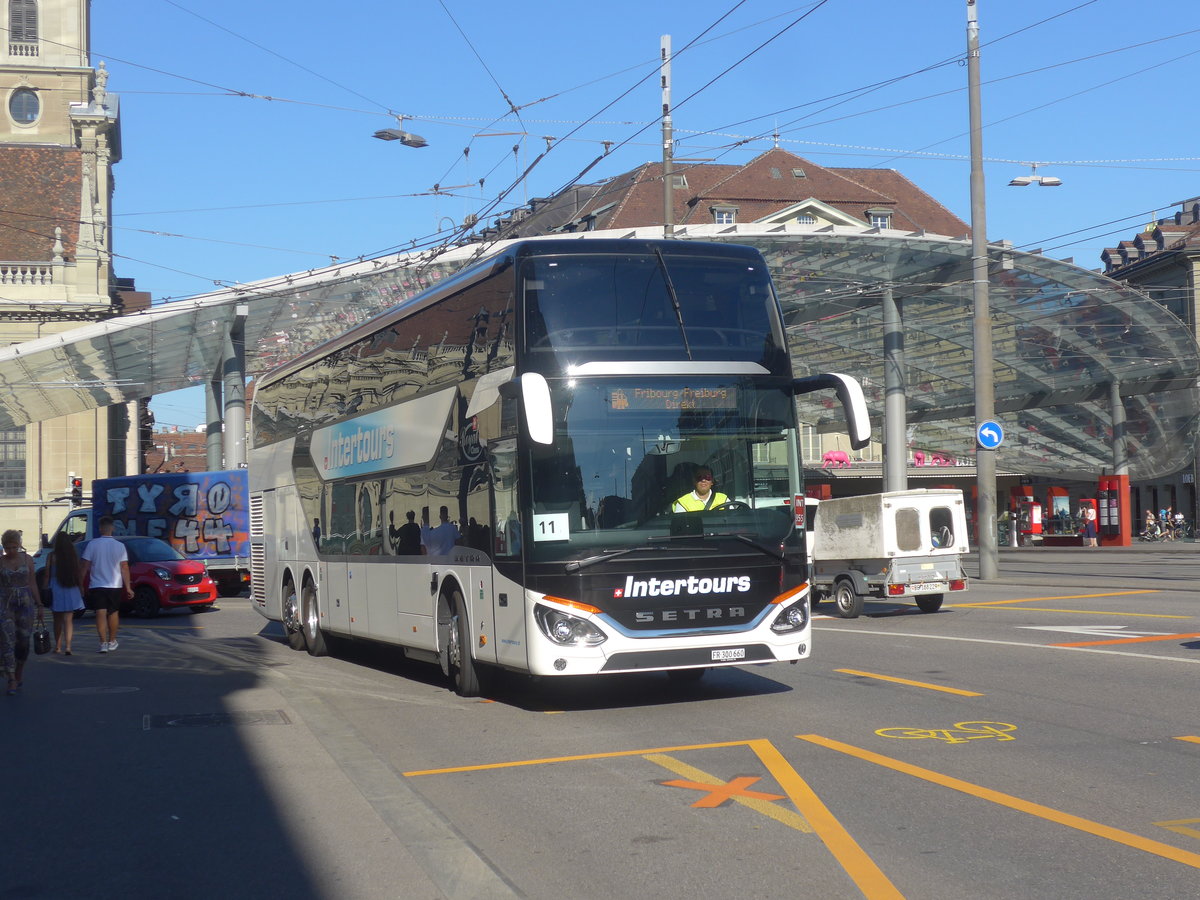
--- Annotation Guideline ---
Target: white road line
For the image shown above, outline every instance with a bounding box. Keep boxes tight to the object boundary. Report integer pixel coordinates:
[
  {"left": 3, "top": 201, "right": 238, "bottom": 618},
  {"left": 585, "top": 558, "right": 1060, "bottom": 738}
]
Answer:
[{"left": 813, "top": 627, "right": 1200, "bottom": 665}]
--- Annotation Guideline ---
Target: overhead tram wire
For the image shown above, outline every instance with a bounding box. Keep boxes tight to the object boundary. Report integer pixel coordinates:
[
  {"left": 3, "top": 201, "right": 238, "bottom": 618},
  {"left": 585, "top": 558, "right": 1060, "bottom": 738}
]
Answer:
[
  {"left": 159, "top": 0, "right": 394, "bottom": 112},
  {"left": 361, "top": 0, "right": 759, "bottom": 262},
  {"left": 678, "top": 4, "right": 1188, "bottom": 166}
]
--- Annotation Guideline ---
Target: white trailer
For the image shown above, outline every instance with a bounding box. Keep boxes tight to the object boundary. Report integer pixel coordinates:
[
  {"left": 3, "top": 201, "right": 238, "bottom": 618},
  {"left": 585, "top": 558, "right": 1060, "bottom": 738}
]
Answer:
[{"left": 809, "top": 489, "right": 969, "bottom": 618}]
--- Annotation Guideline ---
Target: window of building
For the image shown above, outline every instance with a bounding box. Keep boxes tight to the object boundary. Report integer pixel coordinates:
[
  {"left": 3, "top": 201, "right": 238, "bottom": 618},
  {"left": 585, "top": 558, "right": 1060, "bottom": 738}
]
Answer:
[
  {"left": 0, "top": 428, "right": 25, "bottom": 498},
  {"left": 791, "top": 168, "right": 806, "bottom": 178},
  {"left": 671, "top": 174, "right": 687, "bottom": 189},
  {"left": 9, "top": 88, "right": 40, "bottom": 124},
  {"left": 867, "top": 209, "right": 892, "bottom": 229},
  {"left": 713, "top": 208, "right": 736, "bottom": 225},
  {"left": 769, "top": 167, "right": 782, "bottom": 179},
  {"left": 9, "top": 0, "right": 37, "bottom": 43},
  {"left": 795, "top": 214, "right": 817, "bottom": 225}
]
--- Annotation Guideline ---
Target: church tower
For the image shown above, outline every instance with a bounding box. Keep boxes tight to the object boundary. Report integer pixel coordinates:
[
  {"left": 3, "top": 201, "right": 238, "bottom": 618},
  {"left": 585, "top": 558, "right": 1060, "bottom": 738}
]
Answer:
[{"left": 1, "top": 0, "right": 137, "bottom": 544}]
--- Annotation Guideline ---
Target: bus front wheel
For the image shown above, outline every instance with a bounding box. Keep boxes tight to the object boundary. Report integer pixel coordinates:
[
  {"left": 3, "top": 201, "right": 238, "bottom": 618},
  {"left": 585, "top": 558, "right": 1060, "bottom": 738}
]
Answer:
[
  {"left": 442, "top": 589, "right": 481, "bottom": 698},
  {"left": 301, "top": 581, "right": 328, "bottom": 657}
]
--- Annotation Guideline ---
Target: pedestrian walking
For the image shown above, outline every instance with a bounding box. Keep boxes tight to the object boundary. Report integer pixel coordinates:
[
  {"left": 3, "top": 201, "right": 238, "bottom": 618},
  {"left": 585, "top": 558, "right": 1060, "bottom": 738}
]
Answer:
[
  {"left": 80, "top": 516, "right": 132, "bottom": 653},
  {"left": 45, "top": 531, "right": 86, "bottom": 654},
  {"left": 1, "top": 529, "right": 42, "bottom": 694}
]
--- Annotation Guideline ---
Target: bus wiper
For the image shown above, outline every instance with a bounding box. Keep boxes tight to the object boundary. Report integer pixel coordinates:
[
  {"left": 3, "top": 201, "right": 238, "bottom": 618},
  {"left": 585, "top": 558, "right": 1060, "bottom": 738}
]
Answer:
[
  {"left": 653, "top": 246, "right": 693, "bottom": 360},
  {"left": 565, "top": 544, "right": 696, "bottom": 573},
  {"left": 720, "top": 532, "right": 786, "bottom": 561}
]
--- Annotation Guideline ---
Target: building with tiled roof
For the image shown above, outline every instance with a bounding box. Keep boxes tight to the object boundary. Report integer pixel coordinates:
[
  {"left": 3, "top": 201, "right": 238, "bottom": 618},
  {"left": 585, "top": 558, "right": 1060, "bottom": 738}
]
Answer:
[{"left": 485, "top": 148, "right": 968, "bottom": 240}]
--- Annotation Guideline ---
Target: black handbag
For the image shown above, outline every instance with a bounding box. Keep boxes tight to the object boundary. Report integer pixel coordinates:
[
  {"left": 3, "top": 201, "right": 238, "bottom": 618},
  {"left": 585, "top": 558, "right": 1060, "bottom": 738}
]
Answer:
[{"left": 33, "top": 609, "right": 51, "bottom": 655}]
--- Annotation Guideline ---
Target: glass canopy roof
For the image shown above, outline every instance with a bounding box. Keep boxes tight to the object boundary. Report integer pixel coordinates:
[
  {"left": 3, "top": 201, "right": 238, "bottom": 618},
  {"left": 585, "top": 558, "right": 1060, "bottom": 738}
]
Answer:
[{"left": 0, "top": 224, "right": 1195, "bottom": 481}]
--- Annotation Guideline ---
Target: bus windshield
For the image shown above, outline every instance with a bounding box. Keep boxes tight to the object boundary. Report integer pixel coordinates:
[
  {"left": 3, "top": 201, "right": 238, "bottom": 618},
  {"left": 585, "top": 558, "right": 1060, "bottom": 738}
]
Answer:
[
  {"left": 522, "top": 250, "right": 789, "bottom": 374},
  {"left": 525, "top": 375, "right": 800, "bottom": 564}
]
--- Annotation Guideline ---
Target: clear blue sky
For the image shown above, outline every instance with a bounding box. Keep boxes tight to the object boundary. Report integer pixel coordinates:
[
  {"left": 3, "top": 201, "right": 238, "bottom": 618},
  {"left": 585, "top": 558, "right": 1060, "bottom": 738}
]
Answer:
[{"left": 90, "top": 1, "right": 1200, "bottom": 428}]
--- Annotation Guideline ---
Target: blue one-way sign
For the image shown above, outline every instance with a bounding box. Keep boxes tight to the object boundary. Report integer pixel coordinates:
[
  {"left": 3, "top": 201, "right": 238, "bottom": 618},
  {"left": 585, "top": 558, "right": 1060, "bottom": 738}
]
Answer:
[{"left": 976, "top": 420, "right": 1004, "bottom": 449}]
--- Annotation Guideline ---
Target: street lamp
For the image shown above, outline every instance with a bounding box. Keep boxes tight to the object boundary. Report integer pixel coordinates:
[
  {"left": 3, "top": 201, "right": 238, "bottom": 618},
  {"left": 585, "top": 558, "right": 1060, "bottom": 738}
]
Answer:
[
  {"left": 373, "top": 115, "right": 428, "bottom": 148},
  {"left": 1009, "top": 163, "right": 1062, "bottom": 187}
]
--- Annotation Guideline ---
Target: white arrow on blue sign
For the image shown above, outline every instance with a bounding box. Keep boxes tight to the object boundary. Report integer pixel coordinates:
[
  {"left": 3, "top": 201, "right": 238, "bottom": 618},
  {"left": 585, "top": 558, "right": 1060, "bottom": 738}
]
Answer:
[{"left": 976, "top": 420, "right": 1004, "bottom": 449}]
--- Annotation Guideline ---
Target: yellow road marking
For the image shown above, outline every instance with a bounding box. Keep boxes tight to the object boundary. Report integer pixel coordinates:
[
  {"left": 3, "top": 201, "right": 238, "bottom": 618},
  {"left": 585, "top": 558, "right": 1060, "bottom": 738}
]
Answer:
[
  {"left": 1157, "top": 819, "right": 1200, "bottom": 841},
  {"left": 1175, "top": 736, "right": 1200, "bottom": 745},
  {"left": 954, "top": 591, "right": 1159, "bottom": 607},
  {"left": 644, "top": 753, "right": 813, "bottom": 832},
  {"left": 1052, "top": 631, "right": 1200, "bottom": 648},
  {"left": 967, "top": 607, "right": 1191, "bottom": 619},
  {"left": 798, "top": 734, "right": 1200, "bottom": 870},
  {"left": 402, "top": 740, "right": 750, "bottom": 777},
  {"left": 750, "top": 739, "right": 903, "bottom": 899},
  {"left": 837, "top": 668, "right": 983, "bottom": 696}
]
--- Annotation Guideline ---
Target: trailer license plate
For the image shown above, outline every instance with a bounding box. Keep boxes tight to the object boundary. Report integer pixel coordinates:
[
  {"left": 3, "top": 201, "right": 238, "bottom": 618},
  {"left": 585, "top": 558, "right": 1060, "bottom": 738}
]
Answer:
[
  {"left": 910, "top": 581, "right": 947, "bottom": 594},
  {"left": 712, "top": 648, "right": 746, "bottom": 662}
]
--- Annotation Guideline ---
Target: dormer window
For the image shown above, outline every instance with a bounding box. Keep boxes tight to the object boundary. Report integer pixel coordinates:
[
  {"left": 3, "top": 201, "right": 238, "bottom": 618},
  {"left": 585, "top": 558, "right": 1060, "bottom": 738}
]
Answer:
[
  {"left": 867, "top": 208, "right": 892, "bottom": 229},
  {"left": 711, "top": 205, "right": 738, "bottom": 225},
  {"left": 671, "top": 174, "right": 687, "bottom": 189}
]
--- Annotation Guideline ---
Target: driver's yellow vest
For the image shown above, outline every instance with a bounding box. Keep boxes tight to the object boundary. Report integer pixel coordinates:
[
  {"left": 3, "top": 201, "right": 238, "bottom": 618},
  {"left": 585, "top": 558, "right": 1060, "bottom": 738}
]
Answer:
[{"left": 674, "top": 490, "right": 728, "bottom": 512}]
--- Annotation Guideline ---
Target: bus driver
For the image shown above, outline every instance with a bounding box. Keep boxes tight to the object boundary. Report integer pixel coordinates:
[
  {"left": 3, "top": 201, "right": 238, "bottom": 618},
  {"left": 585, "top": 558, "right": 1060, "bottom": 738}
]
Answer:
[{"left": 673, "top": 466, "right": 729, "bottom": 512}]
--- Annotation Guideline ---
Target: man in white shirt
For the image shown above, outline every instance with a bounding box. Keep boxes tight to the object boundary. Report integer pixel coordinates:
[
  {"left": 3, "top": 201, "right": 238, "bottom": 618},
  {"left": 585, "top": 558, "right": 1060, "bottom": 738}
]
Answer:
[{"left": 80, "top": 516, "right": 133, "bottom": 653}]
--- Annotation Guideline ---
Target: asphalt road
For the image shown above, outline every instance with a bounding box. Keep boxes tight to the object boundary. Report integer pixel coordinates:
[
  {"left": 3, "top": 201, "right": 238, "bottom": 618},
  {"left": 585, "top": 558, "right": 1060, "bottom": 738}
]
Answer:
[{"left": 6, "top": 544, "right": 1199, "bottom": 899}]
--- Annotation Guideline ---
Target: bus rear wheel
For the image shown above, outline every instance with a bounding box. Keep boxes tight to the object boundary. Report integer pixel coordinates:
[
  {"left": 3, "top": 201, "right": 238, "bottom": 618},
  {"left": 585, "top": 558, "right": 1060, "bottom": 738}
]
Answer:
[
  {"left": 301, "top": 581, "right": 328, "bottom": 657},
  {"left": 282, "top": 579, "right": 306, "bottom": 651},
  {"left": 443, "top": 590, "right": 480, "bottom": 697}
]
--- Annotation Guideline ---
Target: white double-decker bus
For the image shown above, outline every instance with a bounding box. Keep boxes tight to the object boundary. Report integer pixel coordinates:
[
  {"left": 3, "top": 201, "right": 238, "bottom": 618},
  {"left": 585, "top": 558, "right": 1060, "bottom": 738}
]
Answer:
[{"left": 249, "top": 238, "right": 869, "bottom": 695}]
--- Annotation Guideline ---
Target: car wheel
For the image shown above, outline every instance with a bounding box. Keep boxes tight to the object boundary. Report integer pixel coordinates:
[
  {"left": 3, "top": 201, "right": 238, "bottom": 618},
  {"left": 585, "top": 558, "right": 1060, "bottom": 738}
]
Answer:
[
  {"left": 282, "top": 579, "right": 306, "bottom": 651},
  {"left": 133, "top": 586, "right": 160, "bottom": 618},
  {"left": 915, "top": 593, "right": 944, "bottom": 613},
  {"left": 301, "top": 581, "right": 327, "bottom": 657},
  {"left": 833, "top": 579, "right": 863, "bottom": 619},
  {"left": 443, "top": 589, "right": 480, "bottom": 697}
]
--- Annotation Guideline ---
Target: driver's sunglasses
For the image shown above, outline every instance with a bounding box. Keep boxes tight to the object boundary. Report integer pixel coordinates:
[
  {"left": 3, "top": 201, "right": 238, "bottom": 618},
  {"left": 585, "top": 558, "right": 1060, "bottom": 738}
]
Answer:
[{"left": 695, "top": 476, "right": 713, "bottom": 482}]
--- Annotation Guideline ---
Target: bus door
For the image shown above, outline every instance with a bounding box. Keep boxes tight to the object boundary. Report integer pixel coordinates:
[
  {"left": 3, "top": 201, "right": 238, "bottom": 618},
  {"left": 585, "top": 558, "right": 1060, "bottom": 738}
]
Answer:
[{"left": 488, "top": 438, "right": 527, "bottom": 668}]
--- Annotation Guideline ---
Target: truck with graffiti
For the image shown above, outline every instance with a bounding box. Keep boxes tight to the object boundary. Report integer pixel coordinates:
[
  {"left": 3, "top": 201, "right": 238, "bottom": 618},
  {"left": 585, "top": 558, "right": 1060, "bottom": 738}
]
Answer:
[{"left": 37, "top": 470, "right": 250, "bottom": 596}]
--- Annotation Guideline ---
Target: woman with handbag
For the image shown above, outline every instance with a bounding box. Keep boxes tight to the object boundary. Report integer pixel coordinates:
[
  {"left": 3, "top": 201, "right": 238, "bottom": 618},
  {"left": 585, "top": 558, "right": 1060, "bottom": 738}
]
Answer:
[
  {"left": 0, "top": 528, "right": 43, "bottom": 695},
  {"left": 45, "top": 532, "right": 85, "bottom": 655}
]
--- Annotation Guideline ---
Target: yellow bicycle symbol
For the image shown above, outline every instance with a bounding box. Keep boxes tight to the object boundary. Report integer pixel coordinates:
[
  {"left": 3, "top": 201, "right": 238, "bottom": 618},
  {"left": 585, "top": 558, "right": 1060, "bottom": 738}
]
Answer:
[{"left": 875, "top": 721, "right": 1017, "bottom": 744}]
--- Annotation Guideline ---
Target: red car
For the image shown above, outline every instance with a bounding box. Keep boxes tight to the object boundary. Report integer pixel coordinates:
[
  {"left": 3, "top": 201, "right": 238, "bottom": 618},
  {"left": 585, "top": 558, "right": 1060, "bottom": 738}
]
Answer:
[{"left": 80, "top": 536, "right": 218, "bottom": 617}]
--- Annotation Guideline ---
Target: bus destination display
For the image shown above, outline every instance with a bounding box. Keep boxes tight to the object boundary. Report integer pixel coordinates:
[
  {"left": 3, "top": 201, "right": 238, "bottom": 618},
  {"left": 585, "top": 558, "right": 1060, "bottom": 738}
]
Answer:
[{"left": 609, "top": 386, "right": 737, "bottom": 412}]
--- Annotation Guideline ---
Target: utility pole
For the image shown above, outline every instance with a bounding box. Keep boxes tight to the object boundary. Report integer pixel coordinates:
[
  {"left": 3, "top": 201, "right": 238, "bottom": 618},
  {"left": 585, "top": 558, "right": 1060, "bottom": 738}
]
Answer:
[
  {"left": 967, "top": 0, "right": 998, "bottom": 579},
  {"left": 661, "top": 34, "right": 674, "bottom": 238}
]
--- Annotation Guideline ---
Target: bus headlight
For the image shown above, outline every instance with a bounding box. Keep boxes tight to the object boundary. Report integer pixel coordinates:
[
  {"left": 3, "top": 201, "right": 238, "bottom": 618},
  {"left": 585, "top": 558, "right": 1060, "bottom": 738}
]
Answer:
[
  {"left": 770, "top": 600, "right": 809, "bottom": 634},
  {"left": 535, "top": 605, "right": 607, "bottom": 646}
]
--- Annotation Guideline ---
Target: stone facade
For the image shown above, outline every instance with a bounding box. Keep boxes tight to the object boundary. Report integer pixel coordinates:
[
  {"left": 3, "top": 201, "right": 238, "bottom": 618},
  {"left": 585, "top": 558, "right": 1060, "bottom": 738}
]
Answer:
[{"left": 1, "top": 0, "right": 133, "bottom": 546}]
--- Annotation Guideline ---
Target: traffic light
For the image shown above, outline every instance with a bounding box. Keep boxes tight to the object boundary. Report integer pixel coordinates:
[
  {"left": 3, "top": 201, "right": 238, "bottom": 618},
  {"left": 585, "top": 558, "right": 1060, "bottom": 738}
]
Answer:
[{"left": 70, "top": 476, "right": 83, "bottom": 507}]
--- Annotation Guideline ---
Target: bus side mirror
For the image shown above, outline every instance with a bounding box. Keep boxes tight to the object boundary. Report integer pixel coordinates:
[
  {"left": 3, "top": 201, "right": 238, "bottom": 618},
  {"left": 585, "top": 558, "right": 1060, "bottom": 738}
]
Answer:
[
  {"left": 793, "top": 373, "right": 871, "bottom": 450},
  {"left": 519, "top": 372, "right": 554, "bottom": 445}
]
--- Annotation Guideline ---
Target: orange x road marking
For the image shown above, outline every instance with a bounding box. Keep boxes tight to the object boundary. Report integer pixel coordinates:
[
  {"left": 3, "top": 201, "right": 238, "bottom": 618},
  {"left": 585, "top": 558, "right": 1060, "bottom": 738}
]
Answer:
[{"left": 663, "top": 775, "right": 785, "bottom": 808}]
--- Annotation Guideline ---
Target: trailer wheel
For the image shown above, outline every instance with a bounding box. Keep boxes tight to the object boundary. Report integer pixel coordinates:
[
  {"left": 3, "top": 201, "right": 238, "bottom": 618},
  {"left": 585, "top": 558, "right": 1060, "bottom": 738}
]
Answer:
[
  {"left": 915, "top": 593, "right": 944, "bottom": 613},
  {"left": 833, "top": 579, "right": 863, "bottom": 618}
]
